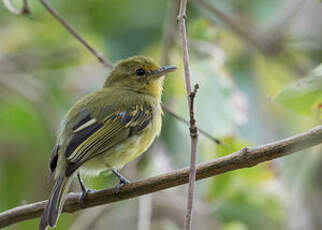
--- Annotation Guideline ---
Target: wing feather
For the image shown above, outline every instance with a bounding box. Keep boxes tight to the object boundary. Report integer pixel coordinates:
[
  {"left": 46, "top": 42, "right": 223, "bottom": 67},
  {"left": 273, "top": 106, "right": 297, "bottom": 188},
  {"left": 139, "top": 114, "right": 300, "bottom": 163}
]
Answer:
[{"left": 64, "top": 104, "right": 153, "bottom": 176}]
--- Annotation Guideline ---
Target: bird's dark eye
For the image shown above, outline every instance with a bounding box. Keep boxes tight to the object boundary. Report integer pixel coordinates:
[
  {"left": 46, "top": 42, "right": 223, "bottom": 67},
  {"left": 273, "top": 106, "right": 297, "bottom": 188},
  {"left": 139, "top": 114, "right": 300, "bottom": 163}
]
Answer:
[{"left": 135, "top": 68, "right": 145, "bottom": 76}]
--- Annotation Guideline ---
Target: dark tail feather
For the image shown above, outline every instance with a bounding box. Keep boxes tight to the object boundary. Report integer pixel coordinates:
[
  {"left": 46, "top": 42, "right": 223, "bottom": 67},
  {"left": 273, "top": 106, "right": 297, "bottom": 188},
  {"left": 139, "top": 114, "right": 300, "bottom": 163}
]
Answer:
[{"left": 39, "top": 176, "right": 71, "bottom": 230}]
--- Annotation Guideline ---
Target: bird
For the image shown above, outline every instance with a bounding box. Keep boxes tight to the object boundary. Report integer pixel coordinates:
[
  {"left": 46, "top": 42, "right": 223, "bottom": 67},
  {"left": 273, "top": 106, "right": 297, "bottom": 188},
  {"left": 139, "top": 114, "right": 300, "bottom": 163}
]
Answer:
[{"left": 39, "top": 56, "right": 176, "bottom": 230}]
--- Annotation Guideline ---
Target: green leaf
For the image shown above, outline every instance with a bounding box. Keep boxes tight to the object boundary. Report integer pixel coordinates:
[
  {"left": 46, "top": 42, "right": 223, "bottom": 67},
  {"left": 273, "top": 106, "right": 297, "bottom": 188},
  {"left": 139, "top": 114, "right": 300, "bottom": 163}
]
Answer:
[{"left": 275, "top": 64, "right": 322, "bottom": 116}]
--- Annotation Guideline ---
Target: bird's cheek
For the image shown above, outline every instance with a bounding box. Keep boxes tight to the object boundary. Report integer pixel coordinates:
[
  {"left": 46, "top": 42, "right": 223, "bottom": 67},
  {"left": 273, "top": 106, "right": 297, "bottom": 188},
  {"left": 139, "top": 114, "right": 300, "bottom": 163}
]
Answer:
[{"left": 137, "top": 77, "right": 149, "bottom": 85}]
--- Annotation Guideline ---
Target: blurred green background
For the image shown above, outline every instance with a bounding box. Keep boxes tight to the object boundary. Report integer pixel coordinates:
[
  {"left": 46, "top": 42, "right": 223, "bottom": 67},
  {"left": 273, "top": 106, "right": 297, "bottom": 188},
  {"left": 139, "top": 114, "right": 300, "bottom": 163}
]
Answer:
[{"left": 0, "top": 0, "right": 321, "bottom": 229}]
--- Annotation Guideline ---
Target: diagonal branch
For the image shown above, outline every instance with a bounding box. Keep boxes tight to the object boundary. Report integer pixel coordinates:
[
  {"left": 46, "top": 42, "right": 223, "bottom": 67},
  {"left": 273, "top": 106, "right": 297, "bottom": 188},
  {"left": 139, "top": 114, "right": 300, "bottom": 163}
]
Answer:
[
  {"left": 38, "top": 0, "right": 113, "bottom": 68},
  {"left": 162, "top": 106, "right": 222, "bottom": 145},
  {"left": 0, "top": 125, "right": 321, "bottom": 228}
]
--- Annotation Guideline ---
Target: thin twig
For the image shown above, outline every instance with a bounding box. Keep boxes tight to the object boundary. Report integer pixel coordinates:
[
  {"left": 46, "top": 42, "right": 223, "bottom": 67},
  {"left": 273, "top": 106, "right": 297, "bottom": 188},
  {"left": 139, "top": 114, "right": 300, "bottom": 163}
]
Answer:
[
  {"left": 0, "top": 125, "right": 321, "bottom": 228},
  {"left": 186, "top": 84, "right": 199, "bottom": 229},
  {"left": 160, "top": 0, "right": 221, "bottom": 146},
  {"left": 177, "top": 0, "right": 200, "bottom": 229},
  {"left": 37, "top": 0, "right": 113, "bottom": 68},
  {"left": 162, "top": 106, "right": 222, "bottom": 145},
  {"left": 3, "top": 0, "right": 30, "bottom": 15}
]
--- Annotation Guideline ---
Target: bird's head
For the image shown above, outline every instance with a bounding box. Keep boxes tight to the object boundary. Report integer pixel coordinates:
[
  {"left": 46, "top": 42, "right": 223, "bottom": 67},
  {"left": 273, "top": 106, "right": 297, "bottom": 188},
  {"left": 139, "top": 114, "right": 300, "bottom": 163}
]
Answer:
[{"left": 103, "top": 56, "right": 176, "bottom": 98}]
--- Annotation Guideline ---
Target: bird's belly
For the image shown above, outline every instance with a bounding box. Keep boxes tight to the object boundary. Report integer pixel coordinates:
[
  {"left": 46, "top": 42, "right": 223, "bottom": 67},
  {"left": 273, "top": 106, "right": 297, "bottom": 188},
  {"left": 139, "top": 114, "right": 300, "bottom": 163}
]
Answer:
[{"left": 80, "top": 119, "right": 160, "bottom": 176}]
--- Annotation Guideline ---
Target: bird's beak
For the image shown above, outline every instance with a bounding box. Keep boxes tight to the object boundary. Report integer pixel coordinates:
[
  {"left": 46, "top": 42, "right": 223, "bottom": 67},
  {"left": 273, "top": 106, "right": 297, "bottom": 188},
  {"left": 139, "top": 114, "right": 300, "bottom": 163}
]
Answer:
[{"left": 150, "top": 66, "right": 177, "bottom": 79}]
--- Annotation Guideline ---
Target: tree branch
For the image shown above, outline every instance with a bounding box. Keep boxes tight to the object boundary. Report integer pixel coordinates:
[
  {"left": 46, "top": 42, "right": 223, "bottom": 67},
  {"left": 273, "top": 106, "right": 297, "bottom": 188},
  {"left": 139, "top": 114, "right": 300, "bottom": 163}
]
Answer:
[
  {"left": 0, "top": 125, "right": 321, "bottom": 228},
  {"left": 38, "top": 0, "right": 113, "bottom": 68},
  {"left": 177, "top": 0, "right": 200, "bottom": 229}
]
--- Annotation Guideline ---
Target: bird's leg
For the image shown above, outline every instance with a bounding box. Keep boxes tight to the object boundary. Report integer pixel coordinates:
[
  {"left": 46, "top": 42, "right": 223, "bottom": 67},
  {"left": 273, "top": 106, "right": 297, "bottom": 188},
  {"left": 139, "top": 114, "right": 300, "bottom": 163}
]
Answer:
[
  {"left": 112, "top": 169, "right": 131, "bottom": 193},
  {"left": 77, "top": 172, "right": 95, "bottom": 207}
]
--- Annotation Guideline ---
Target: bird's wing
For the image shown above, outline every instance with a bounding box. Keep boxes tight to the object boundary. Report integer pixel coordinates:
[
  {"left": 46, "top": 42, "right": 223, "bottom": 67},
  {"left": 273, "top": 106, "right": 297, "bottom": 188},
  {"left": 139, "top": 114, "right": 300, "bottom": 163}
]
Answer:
[
  {"left": 48, "top": 144, "right": 59, "bottom": 178},
  {"left": 63, "top": 104, "right": 153, "bottom": 176}
]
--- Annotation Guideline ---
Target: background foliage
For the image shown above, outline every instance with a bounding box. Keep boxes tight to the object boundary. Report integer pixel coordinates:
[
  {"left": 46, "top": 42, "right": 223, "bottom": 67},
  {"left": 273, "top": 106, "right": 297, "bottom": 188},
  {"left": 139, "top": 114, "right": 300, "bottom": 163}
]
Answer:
[{"left": 0, "top": 0, "right": 321, "bottom": 229}]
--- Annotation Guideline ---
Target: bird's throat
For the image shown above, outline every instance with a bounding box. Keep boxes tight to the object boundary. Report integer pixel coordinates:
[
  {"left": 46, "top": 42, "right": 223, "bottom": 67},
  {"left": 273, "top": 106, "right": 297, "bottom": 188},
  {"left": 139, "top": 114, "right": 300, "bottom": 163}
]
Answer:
[{"left": 144, "top": 79, "right": 163, "bottom": 99}]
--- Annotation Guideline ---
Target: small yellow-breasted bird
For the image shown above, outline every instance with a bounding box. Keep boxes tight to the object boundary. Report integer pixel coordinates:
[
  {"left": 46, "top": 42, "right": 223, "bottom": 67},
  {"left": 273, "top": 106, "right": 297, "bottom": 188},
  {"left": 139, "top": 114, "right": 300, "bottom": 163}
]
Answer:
[{"left": 39, "top": 56, "right": 176, "bottom": 230}]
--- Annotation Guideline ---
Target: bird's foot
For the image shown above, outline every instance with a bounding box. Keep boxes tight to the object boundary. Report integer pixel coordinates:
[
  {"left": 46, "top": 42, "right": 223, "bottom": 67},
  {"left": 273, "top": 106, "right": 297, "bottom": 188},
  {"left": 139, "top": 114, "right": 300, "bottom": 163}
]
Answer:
[
  {"left": 79, "top": 189, "right": 96, "bottom": 208},
  {"left": 111, "top": 169, "right": 131, "bottom": 193},
  {"left": 114, "top": 177, "right": 131, "bottom": 194}
]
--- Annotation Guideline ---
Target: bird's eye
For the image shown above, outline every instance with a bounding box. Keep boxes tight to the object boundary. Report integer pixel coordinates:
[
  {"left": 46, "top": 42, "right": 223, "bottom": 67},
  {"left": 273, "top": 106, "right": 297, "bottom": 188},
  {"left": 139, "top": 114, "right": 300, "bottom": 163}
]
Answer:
[{"left": 135, "top": 68, "right": 145, "bottom": 76}]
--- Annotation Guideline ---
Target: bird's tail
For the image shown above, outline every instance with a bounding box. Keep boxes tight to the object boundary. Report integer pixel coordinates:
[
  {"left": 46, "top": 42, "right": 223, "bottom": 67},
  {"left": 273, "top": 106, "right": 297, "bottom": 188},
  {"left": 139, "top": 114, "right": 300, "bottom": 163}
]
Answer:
[{"left": 39, "top": 175, "right": 72, "bottom": 230}]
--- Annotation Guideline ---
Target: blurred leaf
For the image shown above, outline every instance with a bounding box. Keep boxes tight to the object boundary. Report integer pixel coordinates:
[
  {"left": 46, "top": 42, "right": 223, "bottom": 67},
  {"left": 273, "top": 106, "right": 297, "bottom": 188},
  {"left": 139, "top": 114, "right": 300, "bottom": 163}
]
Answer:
[
  {"left": 190, "top": 51, "right": 237, "bottom": 137},
  {"left": 275, "top": 64, "right": 322, "bottom": 116},
  {"left": 254, "top": 54, "right": 294, "bottom": 96},
  {"left": 223, "top": 221, "right": 248, "bottom": 230},
  {"left": 208, "top": 136, "right": 282, "bottom": 230},
  {"left": 189, "top": 18, "right": 218, "bottom": 40},
  {"left": 218, "top": 194, "right": 284, "bottom": 230},
  {"left": 216, "top": 137, "right": 250, "bottom": 157}
]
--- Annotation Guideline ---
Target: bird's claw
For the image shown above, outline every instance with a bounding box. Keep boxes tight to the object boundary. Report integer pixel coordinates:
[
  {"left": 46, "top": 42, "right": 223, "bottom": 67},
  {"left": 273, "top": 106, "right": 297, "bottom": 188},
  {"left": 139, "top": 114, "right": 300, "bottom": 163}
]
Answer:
[
  {"left": 80, "top": 189, "right": 96, "bottom": 208},
  {"left": 114, "top": 178, "right": 131, "bottom": 194}
]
